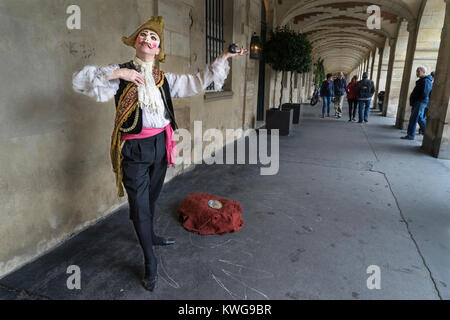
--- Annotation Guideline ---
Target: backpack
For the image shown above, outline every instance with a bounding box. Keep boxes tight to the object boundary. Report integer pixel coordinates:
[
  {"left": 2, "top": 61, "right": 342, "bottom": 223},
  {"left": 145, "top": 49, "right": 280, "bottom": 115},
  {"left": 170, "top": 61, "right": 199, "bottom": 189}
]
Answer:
[
  {"left": 321, "top": 81, "right": 332, "bottom": 96},
  {"left": 359, "top": 80, "right": 372, "bottom": 99}
]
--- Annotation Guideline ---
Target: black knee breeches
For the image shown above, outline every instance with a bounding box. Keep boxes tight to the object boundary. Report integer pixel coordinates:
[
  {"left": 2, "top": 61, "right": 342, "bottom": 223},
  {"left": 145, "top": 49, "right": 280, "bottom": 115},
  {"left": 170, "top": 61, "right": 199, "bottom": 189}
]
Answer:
[{"left": 121, "top": 131, "right": 168, "bottom": 222}]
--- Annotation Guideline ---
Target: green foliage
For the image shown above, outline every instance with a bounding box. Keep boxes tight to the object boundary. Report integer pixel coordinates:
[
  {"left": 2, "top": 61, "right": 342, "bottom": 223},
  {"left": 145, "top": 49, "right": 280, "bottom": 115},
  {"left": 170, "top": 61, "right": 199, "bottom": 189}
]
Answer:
[
  {"left": 263, "top": 26, "right": 312, "bottom": 73},
  {"left": 314, "top": 58, "right": 325, "bottom": 87}
]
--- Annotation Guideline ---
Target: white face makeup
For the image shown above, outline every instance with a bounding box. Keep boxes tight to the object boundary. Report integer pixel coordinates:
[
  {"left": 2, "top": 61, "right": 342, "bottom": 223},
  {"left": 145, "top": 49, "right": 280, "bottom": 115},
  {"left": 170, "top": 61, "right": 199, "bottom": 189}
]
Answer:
[{"left": 136, "top": 30, "right": 160, "bottom": 50}]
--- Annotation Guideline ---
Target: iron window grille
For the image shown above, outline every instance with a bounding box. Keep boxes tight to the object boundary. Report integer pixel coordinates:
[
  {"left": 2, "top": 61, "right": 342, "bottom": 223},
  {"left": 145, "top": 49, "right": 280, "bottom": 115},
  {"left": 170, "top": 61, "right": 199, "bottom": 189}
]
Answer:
[{"left": 206, "top": 0, "right": 225, "bottom": 91}]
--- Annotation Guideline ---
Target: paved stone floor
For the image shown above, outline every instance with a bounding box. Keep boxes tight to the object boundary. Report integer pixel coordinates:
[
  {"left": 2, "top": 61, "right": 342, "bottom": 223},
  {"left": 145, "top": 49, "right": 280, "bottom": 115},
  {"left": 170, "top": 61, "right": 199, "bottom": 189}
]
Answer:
[{"left": 1, "top": 102, "right": 449, "bottom": 300}]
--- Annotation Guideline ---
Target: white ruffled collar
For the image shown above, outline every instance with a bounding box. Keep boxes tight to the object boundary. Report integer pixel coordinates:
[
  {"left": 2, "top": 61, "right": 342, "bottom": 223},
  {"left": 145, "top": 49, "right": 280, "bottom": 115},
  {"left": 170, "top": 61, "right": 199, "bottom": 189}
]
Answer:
[
  {"left": 132, "top": 56, "right": 163, "bottom": 114},
  {"left": 133, "top": 56, "right": 154, "bottom": 70}
]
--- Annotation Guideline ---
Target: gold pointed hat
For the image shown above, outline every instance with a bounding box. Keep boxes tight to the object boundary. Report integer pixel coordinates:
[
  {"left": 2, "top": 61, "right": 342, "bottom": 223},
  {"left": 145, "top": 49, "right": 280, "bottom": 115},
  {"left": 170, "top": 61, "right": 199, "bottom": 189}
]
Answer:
[{"left": 122, "top": 16, "right": 166, "bottom": 63}]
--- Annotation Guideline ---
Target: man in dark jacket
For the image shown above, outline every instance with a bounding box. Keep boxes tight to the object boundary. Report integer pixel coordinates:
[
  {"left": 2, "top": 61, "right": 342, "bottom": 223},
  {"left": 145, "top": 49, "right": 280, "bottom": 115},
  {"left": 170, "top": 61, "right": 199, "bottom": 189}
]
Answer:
[
  {"left": 355, "top": 72, "right": 375, "bottom": 123},
  {"left": 401, "top": 66, "right": 434, "bottom": 140},
  {"left": 320, "top": 73, "right": 335, "bottom": 118},
  {"left": 333, "top": 72, "right": 348, "bottom": 118}
]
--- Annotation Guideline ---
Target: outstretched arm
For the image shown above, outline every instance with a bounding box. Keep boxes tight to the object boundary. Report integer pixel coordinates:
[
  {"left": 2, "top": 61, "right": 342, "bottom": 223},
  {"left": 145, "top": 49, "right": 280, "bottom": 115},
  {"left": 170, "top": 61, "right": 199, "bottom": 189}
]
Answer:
[{"left": 165, "top": 44, "right": 248, "bottom": 99}]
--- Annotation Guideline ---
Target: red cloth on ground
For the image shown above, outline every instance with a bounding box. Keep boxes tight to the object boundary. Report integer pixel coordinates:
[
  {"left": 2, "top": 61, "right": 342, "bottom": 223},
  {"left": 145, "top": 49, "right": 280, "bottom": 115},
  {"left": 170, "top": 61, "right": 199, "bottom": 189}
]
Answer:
[{"left": 178, "top": 193, "right": 244, "bottom": 235}]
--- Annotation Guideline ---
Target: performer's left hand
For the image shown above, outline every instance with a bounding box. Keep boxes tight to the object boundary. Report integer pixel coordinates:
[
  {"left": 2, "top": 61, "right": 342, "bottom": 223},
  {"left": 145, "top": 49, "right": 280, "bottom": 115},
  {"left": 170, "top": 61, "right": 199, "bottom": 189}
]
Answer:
[{"left": 222, "top": 44, "right": 249, "bottom": 60}]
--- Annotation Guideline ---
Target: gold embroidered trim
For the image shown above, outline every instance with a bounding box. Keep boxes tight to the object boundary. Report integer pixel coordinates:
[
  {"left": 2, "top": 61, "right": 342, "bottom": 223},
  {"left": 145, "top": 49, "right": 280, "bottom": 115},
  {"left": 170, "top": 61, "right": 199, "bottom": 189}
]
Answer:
[
  {"left": 119, "top": 106, "right": 140, "bottom": 133},
  {"left": 111, "top": 82, "right": 139, "bottom": 197},
  {"left": 155, "top": 71, "right": 165, "bottom": 88}
]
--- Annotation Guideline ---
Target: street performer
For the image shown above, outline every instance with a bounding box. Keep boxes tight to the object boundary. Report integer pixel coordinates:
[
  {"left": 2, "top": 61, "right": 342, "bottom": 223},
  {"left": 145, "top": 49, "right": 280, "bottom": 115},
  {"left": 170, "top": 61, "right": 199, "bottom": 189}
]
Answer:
[{"left": 72, "top": 16, "right": 248, "bottom": 291}]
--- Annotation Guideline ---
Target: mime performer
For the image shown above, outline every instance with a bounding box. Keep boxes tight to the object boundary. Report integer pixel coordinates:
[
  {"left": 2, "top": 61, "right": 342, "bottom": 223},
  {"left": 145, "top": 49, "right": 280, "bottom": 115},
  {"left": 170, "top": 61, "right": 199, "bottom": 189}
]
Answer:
[{"left": 72, "top": 16, "right": 248, "bottom": 291}]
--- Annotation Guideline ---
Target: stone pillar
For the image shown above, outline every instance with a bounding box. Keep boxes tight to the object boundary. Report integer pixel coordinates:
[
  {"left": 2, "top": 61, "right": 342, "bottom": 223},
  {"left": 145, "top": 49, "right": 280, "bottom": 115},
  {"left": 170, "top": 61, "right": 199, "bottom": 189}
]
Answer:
[
  {"left": 373, "top": 46, "right": 384, "bottom": 107},
  {"left": 395, "top": 20, "right": 420, "bottom": 129},
  {"left": 303, "top": 72, "right": 310, "bottom": 100},
  {"left": 306, "top": 72, "right": 310, "bottom": 100},
  {"left": 422, "top": 0, "right": 450, "bottom": 159},
  {"left": 308, "top": 71, "right": 314, "bottom": 98},
  {"left": 370, "top": 49, "right": 376, "bottom": 79},
  {"left": 302, "top": 72, "right": 307, "bottom": 102},
  {"left": 298, "top": 72, "right": 303, "bottom": 103},
  {"left": 378, "top": 38, "right": 391, "bottom": 92},
  {"left": 396, "top": 0, "right": 445, "bottom": 129},
  {"left": 372, "top": 48, "right": 379, "bottom": 81},
  {"left": 384, "top": 20, "right": 409, "bottom": 118},
  {"left": 382, "top": 37, "right": 396, "bottom": 116}
]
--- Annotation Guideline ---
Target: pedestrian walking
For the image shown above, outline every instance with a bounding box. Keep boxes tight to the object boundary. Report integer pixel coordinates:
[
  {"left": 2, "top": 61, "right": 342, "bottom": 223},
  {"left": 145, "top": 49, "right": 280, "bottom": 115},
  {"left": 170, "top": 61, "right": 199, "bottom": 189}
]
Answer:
[
  {"left": 320, "top": 73, "right": 335, "bottom": 118},
  {"left": 346, "top": 75, "right": 358, "bottom": 122},
  {"left": 355, "top": 72, "right": 375, "bottom": 123}
]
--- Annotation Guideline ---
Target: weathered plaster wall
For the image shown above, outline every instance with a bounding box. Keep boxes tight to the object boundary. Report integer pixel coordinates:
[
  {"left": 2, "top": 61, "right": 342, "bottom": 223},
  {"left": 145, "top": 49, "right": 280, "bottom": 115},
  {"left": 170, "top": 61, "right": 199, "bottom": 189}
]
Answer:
[{"left": 0, "top": 0, "right": 265, "bottom": 278}]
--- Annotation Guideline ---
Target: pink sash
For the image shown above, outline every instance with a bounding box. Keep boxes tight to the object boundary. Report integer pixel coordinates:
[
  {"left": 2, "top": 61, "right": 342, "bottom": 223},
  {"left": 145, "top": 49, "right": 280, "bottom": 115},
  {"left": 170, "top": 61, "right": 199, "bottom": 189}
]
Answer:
[{"left": 121, "top": 125, "right": 178, "bottom": 168}]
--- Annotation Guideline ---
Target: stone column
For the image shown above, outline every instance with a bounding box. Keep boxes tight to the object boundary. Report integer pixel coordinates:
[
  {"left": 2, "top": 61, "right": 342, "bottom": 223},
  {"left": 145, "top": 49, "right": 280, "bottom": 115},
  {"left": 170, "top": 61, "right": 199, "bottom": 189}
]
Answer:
[
  {"left": 370, "top": 49, "right": 376, "bottom": 79},
  {"left": 396, "top": 0, "right": 445, "bottom": 129},
  {"left": 305, "top": 71, "right": 310, "bottom": 99},
  {"left": 306, "top": 72, "right": 310, "bottom": 101},
  {"left": 298, "top": 72, "right": 303, "bottom": 103},
  {"left": 308, "top": 71, "right": 314, "bottom": 98},
  {"left": 373, "top": 46, "right": 384, "bottom": 107},
  {"left": 378, "top": 38, "right": 391, "bottom": 92},
  {"left": 422, "top": 0, "right": 450, "bottom": 159},
  {"left": 302, "top": 72, "right": 307, "bottom": 102},
  {"left": 382, "top": 36, "right": 397, "bottom": 116},
  {"left": 384, "top": 20, "right": 409, "bottom": 118},
  {"left": 395, "top": 20, "right": 420, "bottom": 129}
]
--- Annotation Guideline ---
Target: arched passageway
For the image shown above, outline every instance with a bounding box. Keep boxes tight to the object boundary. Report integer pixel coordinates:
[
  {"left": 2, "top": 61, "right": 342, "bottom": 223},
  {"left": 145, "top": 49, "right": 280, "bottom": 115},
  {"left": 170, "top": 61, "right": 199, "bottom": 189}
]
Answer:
[{"left": 268, "top": 0, "right": 450, "bottom": 159}]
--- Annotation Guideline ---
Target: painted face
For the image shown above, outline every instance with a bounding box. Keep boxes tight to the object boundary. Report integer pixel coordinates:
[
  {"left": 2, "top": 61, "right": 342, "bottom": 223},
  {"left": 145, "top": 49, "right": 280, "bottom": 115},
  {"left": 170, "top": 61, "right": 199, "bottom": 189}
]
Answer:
[{"left": 135, "top": 29, "right": 161, "bottom": 52}]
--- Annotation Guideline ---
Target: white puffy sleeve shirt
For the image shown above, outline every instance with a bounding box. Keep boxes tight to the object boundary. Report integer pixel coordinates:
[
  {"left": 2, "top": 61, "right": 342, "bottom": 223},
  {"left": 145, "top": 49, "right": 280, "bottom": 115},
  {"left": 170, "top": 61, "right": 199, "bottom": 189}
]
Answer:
[{"left": 72, "top": 57, "right": 230, "bottom": 128}]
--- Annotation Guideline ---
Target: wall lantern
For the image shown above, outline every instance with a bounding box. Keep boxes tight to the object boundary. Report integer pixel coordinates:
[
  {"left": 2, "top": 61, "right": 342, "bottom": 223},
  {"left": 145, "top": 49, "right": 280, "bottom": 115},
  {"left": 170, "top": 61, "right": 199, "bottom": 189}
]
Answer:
[{"left": 250, "top": 32, "right": 262, "bottom": 60}]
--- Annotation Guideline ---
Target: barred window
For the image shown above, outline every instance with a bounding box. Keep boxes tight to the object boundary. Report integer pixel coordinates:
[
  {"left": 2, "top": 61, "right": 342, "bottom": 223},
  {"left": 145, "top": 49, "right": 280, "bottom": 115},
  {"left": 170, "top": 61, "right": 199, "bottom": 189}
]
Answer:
[{"left": 206, "top": 0, "right": 225, "bottom": 91}]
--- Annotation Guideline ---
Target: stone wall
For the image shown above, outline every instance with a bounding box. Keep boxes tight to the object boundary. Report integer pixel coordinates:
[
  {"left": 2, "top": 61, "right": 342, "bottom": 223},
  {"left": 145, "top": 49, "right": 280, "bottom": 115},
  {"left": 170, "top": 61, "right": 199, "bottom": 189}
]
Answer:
[{"left": 0, "top": 0, "right": 266, "bottom": 278}]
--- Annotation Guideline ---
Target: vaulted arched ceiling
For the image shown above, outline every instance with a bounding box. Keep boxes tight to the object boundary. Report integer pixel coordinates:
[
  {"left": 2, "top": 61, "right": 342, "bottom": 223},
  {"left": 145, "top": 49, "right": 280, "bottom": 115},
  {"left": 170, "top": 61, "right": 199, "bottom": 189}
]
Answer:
[{"left": 274, "top": 0, "right": 424, "bottom": 75}]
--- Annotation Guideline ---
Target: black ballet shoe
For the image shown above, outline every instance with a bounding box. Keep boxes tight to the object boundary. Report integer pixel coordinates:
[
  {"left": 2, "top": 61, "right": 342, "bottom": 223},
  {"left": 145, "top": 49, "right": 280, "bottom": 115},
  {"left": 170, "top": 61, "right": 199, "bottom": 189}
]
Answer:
[
  {"left": 153, "top": 236, "right": 176, "bottom": 246},
  {"left": 142, "top": 275, "right": 158, "bottom": 292},
  {"left": 142, "top": 265, "right": 158, "bottom": 292}
]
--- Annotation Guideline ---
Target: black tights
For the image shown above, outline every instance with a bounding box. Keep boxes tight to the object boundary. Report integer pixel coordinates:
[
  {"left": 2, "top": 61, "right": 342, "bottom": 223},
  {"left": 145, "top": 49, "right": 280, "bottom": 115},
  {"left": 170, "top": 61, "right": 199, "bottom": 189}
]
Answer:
[
  {"left": 132, "top": 205, "right": 169, "bottom": 278},
  {"left": 132, "top": 219, "right": 157, "bottom": 278},
  {"left": 348, "top": 99, "right": 358, "bottom": 120}
]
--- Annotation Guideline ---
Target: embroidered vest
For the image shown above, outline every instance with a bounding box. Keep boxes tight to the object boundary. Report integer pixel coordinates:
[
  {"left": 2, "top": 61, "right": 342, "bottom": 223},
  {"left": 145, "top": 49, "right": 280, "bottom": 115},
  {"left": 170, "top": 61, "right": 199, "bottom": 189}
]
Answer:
[
  {"left": 114, "top": 61, "right": 178, "bottom": 133},
  {"left": 110, "top": 61, "right": 178, "bottom": 197}
]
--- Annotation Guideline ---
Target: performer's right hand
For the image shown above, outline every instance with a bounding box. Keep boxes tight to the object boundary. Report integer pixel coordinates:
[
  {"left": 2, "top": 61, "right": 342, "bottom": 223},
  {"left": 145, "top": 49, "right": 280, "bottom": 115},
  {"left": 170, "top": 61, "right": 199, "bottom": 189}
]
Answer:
[{"left": 109, "top": 68, "right": 145, "bottom": 86}]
